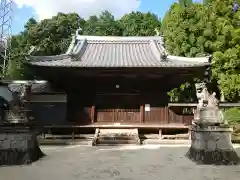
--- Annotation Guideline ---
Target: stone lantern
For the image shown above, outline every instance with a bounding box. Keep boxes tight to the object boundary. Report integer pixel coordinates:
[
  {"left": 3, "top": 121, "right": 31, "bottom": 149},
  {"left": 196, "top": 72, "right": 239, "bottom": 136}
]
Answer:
[{"left": 0, "top": 81, "right": 44, "bottom": 166}]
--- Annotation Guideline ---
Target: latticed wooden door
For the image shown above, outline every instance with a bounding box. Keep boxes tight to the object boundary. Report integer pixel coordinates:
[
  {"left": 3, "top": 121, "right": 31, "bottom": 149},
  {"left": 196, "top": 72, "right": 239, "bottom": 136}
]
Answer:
[
  {"left": 114, "top": 108, "right": 140, "bottom": 123},
  {"left": 95, "top": 94, "right": 140, "bottom": 123}
]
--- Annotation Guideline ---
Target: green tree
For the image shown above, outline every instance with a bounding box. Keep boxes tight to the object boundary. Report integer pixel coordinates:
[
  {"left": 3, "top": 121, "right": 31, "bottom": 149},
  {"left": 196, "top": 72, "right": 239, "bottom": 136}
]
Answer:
[
  {"left": 209, "top": 0, "right": 240, "bottom": 101},
  {"left": 119, "top": 11, "right": 161, "bottom": 36},
  {"left": 28, "top": 12, "right": 85, "bottom": 55},
  {"left": 83, "top": 11, "right": 122, "bottom": 36},
  {"left": 224, "top": 108, "right": 240, "bottom": 124},
  {"left": 179, "top": 0, "right": 193, "bottom": 8},
  {"left": 6, "top": 13, "right": 85, "bottom": 79},
  {"left": 203, "top": 0, "right": 213, "bottom": 4},
  {"left": 6, "top": 32, "right": 32, "bottom": 79},
  {"left": 162, "top": 0, "right": 240, "bottom": 102}
]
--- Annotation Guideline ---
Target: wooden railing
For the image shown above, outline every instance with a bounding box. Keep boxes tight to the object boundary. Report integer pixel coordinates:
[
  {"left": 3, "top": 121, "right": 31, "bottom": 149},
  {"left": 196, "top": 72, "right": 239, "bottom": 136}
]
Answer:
[
  {"left": 96, "top": 108, "right": 140, "bottom": 123},
  {"left": 95, "top": 106, "right": 193, "bottom": 125}
]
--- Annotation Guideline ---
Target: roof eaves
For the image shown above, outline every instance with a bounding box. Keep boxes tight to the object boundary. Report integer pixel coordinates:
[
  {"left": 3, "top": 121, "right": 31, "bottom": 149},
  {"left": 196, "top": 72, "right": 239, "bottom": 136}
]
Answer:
[
  {"left": 29, "top": 54, "right": 69, "bottom": 62},
  {"left": 166, "top": 55, "right": 211, "bottom": 64}
]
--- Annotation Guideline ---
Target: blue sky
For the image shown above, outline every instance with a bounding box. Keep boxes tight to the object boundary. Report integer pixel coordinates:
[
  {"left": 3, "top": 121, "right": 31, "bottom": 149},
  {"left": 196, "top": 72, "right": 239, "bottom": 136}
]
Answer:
[
  {"left": 12, "top": 3, "right": 35, "bottom": 34},
  {"left": 11, "top": 0, "right": 201, "bottom": 35}
]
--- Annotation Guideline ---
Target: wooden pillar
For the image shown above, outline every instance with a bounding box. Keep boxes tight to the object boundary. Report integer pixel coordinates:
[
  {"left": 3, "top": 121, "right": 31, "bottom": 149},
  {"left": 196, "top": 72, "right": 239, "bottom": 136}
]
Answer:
[
  {"left": 140, "top": 104, "right": 144, "bottom": 123},
  {"left": 90, "top": 105, "right": 95, "bottom": 123}
]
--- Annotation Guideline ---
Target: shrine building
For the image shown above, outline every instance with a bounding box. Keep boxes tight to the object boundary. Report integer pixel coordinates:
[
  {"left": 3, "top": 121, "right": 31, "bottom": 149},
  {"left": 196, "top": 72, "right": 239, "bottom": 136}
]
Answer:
[{"left": 21, "top": 34, "right": 211, "bottom": 129}]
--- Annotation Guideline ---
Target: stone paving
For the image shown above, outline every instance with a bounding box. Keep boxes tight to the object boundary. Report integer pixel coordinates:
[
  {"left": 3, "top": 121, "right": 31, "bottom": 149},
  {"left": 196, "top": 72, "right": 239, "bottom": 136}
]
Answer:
[{"left": 0, "top": 145, "right": 240, "bottom": 180}]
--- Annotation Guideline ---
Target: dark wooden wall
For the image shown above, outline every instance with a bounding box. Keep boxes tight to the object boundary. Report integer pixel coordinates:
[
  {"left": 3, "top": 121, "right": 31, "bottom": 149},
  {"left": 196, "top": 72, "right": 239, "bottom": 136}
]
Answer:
[
  {"left": 30, "top": 75, "right": 195, "bottom": 126},
  {"left": 29, "top": 102, "right": 67, "bottom": 125},
  {"left": 67, "top": 90, "right": 93, "bottom": 125},
  {"left": 66, "top": 92, "right": 193, "bottom": 125}
]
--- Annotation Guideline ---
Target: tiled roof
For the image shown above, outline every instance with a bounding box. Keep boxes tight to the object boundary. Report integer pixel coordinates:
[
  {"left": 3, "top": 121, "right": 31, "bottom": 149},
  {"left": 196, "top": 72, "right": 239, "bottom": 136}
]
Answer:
[{"left": 27, "top": 36, "right": 211, "bottom": 68}]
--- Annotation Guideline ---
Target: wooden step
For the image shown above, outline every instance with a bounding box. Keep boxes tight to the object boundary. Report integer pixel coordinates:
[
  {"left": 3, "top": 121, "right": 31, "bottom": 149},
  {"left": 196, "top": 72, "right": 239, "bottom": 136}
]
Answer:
[
  {"left": 97, "top": 136, "right": 138, "bottom": 141},
  {"left": 161, "top": 134, "right": 189, "bottom": 140},
  {"left": 95, "top": 139, "right": 140, "bottom": 145},
  {"left": 92, "top": 128, "right": 140, "bottom": 146}
]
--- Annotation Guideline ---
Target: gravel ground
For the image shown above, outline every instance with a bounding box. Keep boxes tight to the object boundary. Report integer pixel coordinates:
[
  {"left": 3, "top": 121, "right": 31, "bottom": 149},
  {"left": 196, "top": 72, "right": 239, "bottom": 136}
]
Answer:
[{"left": 0, "top": 145, "right": 240, "bottom": 180}]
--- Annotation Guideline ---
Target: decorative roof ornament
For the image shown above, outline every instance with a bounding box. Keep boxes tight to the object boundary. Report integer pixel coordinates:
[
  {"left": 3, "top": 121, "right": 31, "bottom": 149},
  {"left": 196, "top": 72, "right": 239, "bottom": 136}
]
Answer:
[
  {"left": 23, "top": 46, "right": 40, "bottom": 61},
  {"left": 66, "top": 26, "right": 84, "bottom": 58},
  {"left": 233, "top": 0, "right": 239, "bottom": 13},
  {"left": 27, "top": 46, "right": 40, "bottom": 55},
  {"left": 75, "top": 27, "right": 82, "bottom": 37},
  {"left": 154, "top": 28, "right": 160, "bottom": 36}
]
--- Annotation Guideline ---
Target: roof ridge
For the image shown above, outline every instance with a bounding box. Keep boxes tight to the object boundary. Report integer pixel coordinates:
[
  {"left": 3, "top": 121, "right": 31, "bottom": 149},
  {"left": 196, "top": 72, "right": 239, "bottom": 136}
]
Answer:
[
  {"left": 86, "top": 40, "right": 150, "bottom": 44},
  {"left": 149, "top": 40, "right": 162, "bottom": 61},
  {"left": 167, "top": 55, "right": 211, "bottom": 63},
  {"left": 69, "top": 38, "right": 88, "bottom": 61},
  {"left": 77, "top": 35, "right": 164, "bottom": 42}
]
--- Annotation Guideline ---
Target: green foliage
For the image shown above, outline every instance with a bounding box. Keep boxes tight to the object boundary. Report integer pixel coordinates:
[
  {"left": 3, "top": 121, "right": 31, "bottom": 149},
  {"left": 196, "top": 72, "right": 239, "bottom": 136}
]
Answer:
[
  {"left": 167, "top": 81, "right": 197, "bottom": 102},
  {"left": 5, "top": 32, "right": 31, "bottom": 79},
  {"left": 27, "top": 13, "right": 84, "bottom": 55},
  {"left": 5, "top": 13, "right": 84, "bottom": 79},
  {"left": 203, "top": 0, "right": 213, "bottom": 4},
  {"left": 83, "top": 11, "right": 122, "bottom": 36},
  {"left": 224, "top": 108, "right": 240, "bottom": 124},
  {"left": 162, "top": 0, "right": 240, "bottom": 102},
  {"left": 119, "top": 11, "right": 161, "bottom": 36},
  {"left": 179, "top": 0, "right": 193, "bottom": 8}
]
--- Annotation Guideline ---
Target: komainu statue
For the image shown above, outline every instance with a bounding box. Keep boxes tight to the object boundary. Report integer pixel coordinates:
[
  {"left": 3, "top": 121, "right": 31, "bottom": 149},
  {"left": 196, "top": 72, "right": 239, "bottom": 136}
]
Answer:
[
  {"left": 187, "top": 82, "right": 239, "bottom": 165},
  {"left": 193, "top": 83, "right": 226, "bottom": 125}
]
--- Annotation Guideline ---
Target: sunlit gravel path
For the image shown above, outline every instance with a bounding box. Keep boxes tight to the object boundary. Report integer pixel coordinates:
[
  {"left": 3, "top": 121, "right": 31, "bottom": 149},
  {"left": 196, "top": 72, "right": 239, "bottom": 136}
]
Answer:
[{"left": 0, "top": 144, "right": 240, "bottom": 180}]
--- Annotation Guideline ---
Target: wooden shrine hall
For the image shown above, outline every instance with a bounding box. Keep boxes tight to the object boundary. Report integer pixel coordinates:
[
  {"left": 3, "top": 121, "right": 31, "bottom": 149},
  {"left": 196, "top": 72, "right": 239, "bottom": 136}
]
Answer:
[{"left": 22, "top": 33, "right": 211, "bottom": 130}]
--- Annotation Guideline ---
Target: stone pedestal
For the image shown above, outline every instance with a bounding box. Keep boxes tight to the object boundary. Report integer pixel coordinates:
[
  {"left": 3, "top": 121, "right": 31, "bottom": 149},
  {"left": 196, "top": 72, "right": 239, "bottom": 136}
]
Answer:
[
  {"left": 0, "top": 123, "right": 45, "bottom": 166},
  {"left": 186, "top": 124, "right": 240, "bottom": 165}
]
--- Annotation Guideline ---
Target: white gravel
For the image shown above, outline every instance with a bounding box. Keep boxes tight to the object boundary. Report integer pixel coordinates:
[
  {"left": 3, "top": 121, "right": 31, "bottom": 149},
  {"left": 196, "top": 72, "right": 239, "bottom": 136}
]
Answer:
[{"left": 0, "top": 145, "right": 240, "bottom": 180}]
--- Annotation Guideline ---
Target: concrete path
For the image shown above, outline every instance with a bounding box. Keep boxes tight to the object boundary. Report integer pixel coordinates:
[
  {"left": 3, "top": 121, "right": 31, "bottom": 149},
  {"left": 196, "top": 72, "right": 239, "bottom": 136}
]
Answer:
[{"left": 0, "top": 145, "right": 240, "bottom": 180}]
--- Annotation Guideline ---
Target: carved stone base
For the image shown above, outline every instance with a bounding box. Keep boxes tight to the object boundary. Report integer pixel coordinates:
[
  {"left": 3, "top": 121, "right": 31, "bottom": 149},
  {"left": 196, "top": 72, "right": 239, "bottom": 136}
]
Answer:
[
  {"left": 0, "top": 146, "right": 44, "bottom": 166},
  {"left": 186, "top": 147, "right": 240, "bottom": 165},
  {"left": 0, "top": 124, "right": 45, "bottom": 166},
  {"left": 186, "top": 124, "right": 240, "bottom": 165}
]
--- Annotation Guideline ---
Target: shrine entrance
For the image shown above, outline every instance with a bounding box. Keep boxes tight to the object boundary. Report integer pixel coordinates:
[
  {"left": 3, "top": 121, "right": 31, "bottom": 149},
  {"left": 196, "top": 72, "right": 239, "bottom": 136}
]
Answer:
[{"left": 95, "top": 94, "right": 141, "bottom": 123}]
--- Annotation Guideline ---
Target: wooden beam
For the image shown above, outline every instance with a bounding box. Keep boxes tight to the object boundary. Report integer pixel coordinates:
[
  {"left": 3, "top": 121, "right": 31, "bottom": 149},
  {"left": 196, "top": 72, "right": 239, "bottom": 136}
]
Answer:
[
  {"left": 90, "top": 105, "right": 95, "bottom": 123},
  {"left": 140, "top": 104, "right": 144, "bottom": 123}
]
